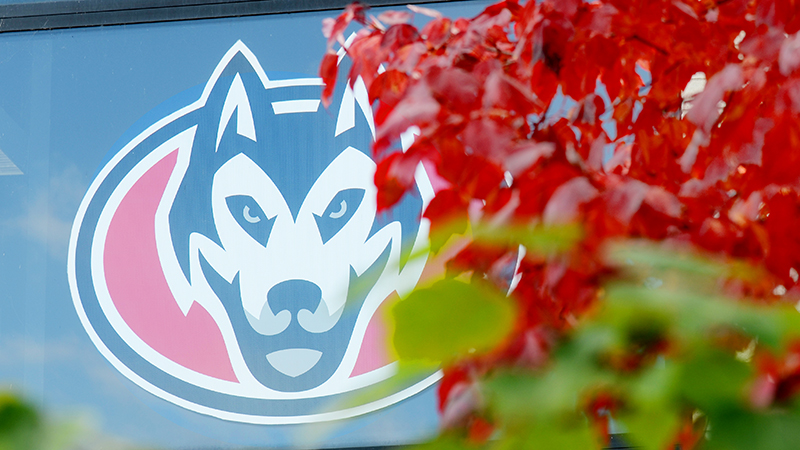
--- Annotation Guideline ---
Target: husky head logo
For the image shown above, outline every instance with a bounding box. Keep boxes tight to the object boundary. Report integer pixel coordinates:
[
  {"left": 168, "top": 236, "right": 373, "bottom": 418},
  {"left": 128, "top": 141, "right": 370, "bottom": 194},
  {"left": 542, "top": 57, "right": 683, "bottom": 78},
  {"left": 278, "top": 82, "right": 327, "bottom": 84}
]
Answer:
[{"left": 69, "top": 41, "right": 439, "bottom": 424}]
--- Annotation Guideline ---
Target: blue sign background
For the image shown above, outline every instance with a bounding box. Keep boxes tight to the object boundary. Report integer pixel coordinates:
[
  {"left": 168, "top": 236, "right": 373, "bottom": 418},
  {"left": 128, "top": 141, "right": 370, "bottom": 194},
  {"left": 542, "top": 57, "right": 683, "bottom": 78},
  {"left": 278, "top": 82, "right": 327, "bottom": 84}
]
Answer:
[{"left": 0, "top": 2, "right": 488, "bottom": 448}]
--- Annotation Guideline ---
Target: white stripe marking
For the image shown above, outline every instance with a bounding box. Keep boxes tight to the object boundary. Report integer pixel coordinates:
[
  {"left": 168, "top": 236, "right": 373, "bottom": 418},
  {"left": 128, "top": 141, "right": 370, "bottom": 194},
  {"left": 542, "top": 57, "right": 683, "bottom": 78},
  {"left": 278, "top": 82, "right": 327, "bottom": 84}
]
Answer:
[{"left": 271, "top": 99, "right": 321, "bottom": 114}]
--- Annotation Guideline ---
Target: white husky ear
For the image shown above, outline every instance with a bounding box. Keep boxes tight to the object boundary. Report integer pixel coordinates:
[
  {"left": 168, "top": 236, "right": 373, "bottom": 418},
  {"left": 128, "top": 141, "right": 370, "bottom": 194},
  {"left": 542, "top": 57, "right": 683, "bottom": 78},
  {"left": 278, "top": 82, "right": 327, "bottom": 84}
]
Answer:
[{"left": 216, "top": 73, "right": 257, "bottom": 152}]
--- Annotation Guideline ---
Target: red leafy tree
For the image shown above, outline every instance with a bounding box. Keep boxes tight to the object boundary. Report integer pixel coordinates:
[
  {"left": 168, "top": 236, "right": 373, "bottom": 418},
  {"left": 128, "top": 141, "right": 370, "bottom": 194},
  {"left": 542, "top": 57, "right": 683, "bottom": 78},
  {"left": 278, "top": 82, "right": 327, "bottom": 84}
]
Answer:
[{"left": 322, "top": 1, "right": 800, "bottom": 448}]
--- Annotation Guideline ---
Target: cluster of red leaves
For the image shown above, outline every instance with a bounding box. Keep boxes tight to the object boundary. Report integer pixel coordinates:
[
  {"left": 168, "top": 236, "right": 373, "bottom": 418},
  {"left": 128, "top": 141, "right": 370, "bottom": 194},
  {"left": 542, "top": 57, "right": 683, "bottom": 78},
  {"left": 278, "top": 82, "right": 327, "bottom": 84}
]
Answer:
[{"left": 322, "top": 0, "right": 800, "bottom": 445}]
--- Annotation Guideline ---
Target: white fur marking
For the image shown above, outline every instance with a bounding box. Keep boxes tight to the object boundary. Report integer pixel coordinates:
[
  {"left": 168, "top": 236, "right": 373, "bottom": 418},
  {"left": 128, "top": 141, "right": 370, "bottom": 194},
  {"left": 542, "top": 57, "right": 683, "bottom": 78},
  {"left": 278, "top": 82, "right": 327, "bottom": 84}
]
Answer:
[
  {"left": 271, "top": 99, "right": 321, "bottom": 114},
  {"left": 267, "top": 349, "right": 322, "bottom": 378},
  {"left": 353, "top": 77, "right": 375, "bottom": 138},
  {"left": 216, "top": 73, "right": 257, "bottom": 152},
  {"left": 335, "top": 84, "right": 356, "bottom": 137}
]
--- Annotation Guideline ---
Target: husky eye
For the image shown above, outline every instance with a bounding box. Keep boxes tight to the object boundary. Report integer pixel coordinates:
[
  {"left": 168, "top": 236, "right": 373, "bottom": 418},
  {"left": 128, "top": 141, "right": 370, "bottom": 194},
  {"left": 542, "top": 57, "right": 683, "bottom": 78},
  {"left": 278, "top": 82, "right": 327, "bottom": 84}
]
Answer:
[
  {"left": 314, "top": 188, "right": 365, "bottom": 244},
  {"left": 243, "top": 205, "right": 261, "bottom": 223},
  {"left": 329, "top": 201, "right": 347, "bottom": 219},
  {"left": 226, "top": 195, "right": 275, "bottom": 247}
]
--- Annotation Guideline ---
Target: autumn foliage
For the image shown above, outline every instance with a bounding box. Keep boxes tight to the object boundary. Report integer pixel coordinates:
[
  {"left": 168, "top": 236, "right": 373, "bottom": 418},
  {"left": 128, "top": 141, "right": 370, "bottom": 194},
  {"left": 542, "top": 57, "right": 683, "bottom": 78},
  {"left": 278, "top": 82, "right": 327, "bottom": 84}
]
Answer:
[{"left": 322, "top": 1, "right": 800, "bottom": 448}]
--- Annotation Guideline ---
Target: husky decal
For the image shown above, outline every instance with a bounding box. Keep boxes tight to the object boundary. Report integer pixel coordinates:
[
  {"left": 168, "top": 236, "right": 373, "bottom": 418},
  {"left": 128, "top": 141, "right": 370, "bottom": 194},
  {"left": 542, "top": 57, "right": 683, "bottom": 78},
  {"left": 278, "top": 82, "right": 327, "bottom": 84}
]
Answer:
[{"left": 68, "top": 41, "right": 439, "bottom": 424}]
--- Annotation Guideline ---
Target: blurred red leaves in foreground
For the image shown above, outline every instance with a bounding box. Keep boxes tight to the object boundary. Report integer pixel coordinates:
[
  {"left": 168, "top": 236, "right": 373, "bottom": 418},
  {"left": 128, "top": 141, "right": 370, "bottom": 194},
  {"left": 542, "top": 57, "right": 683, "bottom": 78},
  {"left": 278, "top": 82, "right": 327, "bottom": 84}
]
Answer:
[{"left": 323, "top": 0, "right": 800, "bottom": 448}]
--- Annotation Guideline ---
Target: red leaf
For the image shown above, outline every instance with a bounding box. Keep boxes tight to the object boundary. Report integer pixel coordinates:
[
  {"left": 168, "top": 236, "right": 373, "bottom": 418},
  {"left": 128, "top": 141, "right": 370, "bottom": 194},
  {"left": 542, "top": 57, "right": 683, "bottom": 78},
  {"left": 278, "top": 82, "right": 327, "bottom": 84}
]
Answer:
[
  {"left": 482, "top": 1, "right": 522, "bottom": 19},
  {"left": 604, "top": 143, "right": 632, "bottom": 175},
  {"left": 408, "top": 4, "right": 442, "bottom": 19},
  {"left": 373, "top": 153, "right": 406, "bottom": 210},
  {"left": 437, "top": 366, "right": 470, "bottom": 412},
  {"left": 756, "top": 0, "right": 800, "bottom": 30},
  {"left": 516, "top": 161, "right": 583, "bottom": 218},
  {"left": 375, "top": 80, "right": 440, "bottom": 149},
  {"left": 585, "top": 391, "right": 620, "bottom": 444},
  {"left": 377, "top": 10, "right": 413, "bottom": 26},
  {"left": 467, "top": 416, "right": 494, "bottom": 444},
  {"left": 381, "top": 24, "right": 420, "bottom": 53},
  {"left": 420, "top": 17, "right": 452, "bottom": 50},
  {"left": 586, "top": 3, "right": 618, "bottom": 37},
  {"left": 780, "top": 32, "right": 800, "bottom": 76},
  {"left": 424, "top": 189, "right": 470, "bottom": 252},
  {"left": 740, "top": 28, "right": 785, "bottom": 63},
  {"left": 667, "top": 416, "right": 706, "bottom": 450},
  {"left": 686, "top": 64, "right": 743, "bottom": 133},
  {"left": 530, "top": 61, "right": 560, "bottom": 107},
  {"left": 643, "top": 186, "right": 682, "bottom": 219},
  {"left": 547, "top": 0, "right": 580, "bottom": 19},
  {"left": 440, "top": 381, "right": 481, "bottom": 429},
  {"left": 602, "top": 179, "right": 649, "bottom": 226},
  {"left": 447, "top": 243, "right": 510, "bottom": 278},
  {"left": 319, "top": 51, "right": 339, "bottom": 108},
  {"left": 762, "top": 192, "right": 800, "bottom": 285},
  {"left": 426, "top": 66, "right": 482, "bottom": 112},
  {"left": 728, "top": 192, "right": 763, "bottom": 227},
  {"left": 452, "top": 155, "right": 506, "bottom": 201},
  {"left": 369, "top": 69, "right": 409, "bottom": 124},
  {"left": 324, "top": 2, "right": 369, "bottom": 47},
  {"left": 542, "top": 176, "right": 599, "bottom": 225},
  {"left": 346, "top": 32, "right": 385, "bottom": 89},
  {"left": 760, "top": 115, "right": 800, "bottom": 186},
  {"left": 322, "top": 17, "right": 337, "bottom": 40},
  {"left": 505, "top": 141, "right": 556, "bottom": 177},
  {"left": 482, "top": 67, "right": 541, "bottom": 115},
  {"left": 695, "top": 218, "right": 737, "bottom": 253},
  {"left": 374, "top": 149, "right": 426, "bottom": 210},
  {"left": 461, "top": 117, "right": 517, "bottom": 162}
]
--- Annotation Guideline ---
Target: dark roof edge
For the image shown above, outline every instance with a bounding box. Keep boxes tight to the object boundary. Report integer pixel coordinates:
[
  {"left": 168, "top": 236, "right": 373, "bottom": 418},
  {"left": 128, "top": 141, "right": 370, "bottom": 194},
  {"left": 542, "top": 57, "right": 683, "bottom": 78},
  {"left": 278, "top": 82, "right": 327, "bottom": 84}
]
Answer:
[{"left": 0, "top": 0, "right": 463, "bottom": 33}]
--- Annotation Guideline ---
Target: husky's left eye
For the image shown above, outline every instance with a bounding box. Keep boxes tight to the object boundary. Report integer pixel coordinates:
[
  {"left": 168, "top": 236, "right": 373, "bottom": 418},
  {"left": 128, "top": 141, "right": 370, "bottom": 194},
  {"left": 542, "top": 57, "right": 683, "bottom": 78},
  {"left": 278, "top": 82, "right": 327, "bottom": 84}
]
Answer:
[
  {"left": 226, "top": 195, "right": 275, "bottom": 247},
  {"left": 328, "top": 201, "right": 347, "bottom": 219},
  {"left": 243, "top": 205, "right": 261, "bottom": 223},
  {"left": 314, "top": 188, "right": 365, "bottom": 244}
]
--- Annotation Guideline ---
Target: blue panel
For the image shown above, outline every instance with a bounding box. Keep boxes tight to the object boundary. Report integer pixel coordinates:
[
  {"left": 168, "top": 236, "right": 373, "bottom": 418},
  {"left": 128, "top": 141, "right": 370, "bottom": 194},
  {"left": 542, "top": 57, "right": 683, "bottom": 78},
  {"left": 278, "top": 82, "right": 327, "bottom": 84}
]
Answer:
[{"left": 0, "top": 2, "right": 489, "bottom": 448}]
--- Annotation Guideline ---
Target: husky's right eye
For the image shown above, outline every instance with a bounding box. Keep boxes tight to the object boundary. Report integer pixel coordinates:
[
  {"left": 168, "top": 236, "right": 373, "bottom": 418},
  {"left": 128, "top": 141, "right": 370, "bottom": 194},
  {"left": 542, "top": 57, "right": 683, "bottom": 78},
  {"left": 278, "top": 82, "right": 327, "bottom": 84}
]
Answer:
[
  {"left": 226, "top": 195, "right": 275, "bottom": 247},
  {"left": 243, "top": 205, "right": 261, "bottom": 223},
  {"left": 314, "top": 188, "right": 364, "bottom": 244}
]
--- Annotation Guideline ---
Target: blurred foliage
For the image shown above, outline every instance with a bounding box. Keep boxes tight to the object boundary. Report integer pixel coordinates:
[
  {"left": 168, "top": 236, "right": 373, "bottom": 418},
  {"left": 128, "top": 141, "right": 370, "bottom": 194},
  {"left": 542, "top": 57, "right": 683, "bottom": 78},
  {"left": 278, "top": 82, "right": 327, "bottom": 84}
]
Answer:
[
  {"left": 0, "top": 393, "right": 41, "bottom": 450},
  {"left": 393, "top": 237, "right": 800, "bottom": 450},
  {"left": 0, "top": 391, "right": 152, "bottom": 450},
  {"left": 321, "top": 0, "right": 800, "bottom": 447},
  {"left": 321, "top": 0, "right": 800, "bottom": 446},
  {"left": 394, "top": 279, "right": 516, "bottom": 363}
]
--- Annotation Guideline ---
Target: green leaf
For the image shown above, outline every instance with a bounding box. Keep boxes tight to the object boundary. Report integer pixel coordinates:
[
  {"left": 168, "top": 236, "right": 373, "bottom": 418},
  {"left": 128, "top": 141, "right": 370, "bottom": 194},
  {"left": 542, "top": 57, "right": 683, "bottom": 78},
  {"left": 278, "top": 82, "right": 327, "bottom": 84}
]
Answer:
[
  {"left": 0, "top": 393, "right": 41, "bottom": 450},
  {"left": 677, "top": 349, "right": 752, "bottom": 412},
  {"left": 409, "top": 435, "right": 476, "bottom": 450},
  {"left": 703, "top": 409, "right": 800, "bottom": 450},
  {"left": 486, "top": 372, "right": 559, "bottom": 423},
  {"left": 393, "top": 279, "right": 516, "bottom": 362},
  {"left": 627, "top": 362, "right": 681, "bottom": 410},
  {"left": 484, "top": 347, "right": 610, "bottom": 425},
  {"left": 502, "top": 421, "right": 597, "bottom": 450},
  {"left": 472, "top": 223, "right": 582, "bottom": 256},
  {"left": 606, "top": 242, "right": 729, "bottom": 279},
  {"left": 619, "top": 405, "right": 681, "bottom": 450}
]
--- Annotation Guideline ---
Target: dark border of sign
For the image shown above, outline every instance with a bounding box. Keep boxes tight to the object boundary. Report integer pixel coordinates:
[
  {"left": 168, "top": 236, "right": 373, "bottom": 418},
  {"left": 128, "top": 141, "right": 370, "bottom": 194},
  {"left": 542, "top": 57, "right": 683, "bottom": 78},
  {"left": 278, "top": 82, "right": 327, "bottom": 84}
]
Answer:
[{"left": 0, "top": 0, "right": 466, "bottom": 33}]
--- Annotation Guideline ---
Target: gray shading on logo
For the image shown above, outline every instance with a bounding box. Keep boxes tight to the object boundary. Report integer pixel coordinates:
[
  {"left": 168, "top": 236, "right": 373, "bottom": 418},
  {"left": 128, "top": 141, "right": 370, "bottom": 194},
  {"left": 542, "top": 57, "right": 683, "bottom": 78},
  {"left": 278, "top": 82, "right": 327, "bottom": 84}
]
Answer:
[{"left": 0, "top": 148, "right": 22, "bottom": 175}]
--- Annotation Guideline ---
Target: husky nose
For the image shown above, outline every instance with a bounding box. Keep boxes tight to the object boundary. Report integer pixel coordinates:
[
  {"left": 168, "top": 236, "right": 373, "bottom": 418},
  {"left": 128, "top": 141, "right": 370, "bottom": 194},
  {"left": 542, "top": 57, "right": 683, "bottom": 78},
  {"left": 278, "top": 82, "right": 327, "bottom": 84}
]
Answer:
[{"left": 267, "top": 280, "right": 322, "bottom": 320}]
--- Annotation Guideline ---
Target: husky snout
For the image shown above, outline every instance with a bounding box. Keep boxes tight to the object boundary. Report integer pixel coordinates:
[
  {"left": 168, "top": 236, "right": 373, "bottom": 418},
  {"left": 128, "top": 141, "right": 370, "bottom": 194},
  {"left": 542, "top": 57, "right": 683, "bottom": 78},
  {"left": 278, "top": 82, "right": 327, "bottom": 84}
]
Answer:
[
  {"left": 268, "top": 279, "right": 321, "bottom": 319},
  {"left": 245, "top": 279, "right": 345, "bottom": 336}
]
